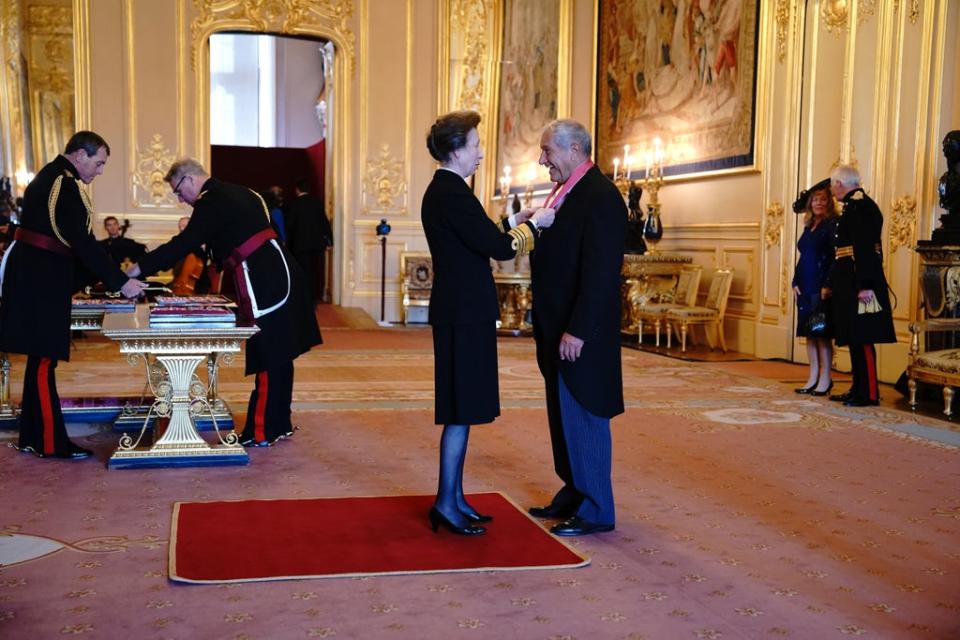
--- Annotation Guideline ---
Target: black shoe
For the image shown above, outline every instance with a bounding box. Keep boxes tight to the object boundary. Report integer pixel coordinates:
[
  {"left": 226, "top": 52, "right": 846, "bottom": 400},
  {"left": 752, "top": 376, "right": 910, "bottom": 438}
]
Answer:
[
  {"left": 550, "top": 516, "right": 615, "bottom": 537},
  {"left": 57, "top": 442, "right": 93, "bottom": 459},
  {"left": 829, "top": 391, "right": 852, "bottom": 402},
  {"left": 794, "top": 385, "right": 816, "bottom": 394},
  {"left": 429, "top": 507, "right": 485, "bottom": 535},
  {"left": 528, "top": 503, "right": 578, "bottom": 519},
  {"left": 240, "top": 430, "right": 293, "bottom": 447},
  {"left": 809, "top": 382, "right": 834, "bottom": 397},
  {"left": 463, "top": 510, "right": 493, "bottom": 523},
  {"left": 843, "top": 397, "right": 879, "bottom": 407}
]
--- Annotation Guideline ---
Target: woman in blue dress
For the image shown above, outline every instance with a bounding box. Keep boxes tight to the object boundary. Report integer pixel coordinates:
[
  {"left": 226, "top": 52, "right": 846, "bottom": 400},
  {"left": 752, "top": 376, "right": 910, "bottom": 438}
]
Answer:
[{"left": 792, "top": 182, "right": 838, "bottom": 395}]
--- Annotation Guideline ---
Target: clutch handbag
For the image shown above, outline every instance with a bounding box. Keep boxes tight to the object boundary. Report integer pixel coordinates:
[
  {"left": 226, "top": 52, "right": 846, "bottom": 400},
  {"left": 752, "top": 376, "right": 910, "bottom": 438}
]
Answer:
[{"left": 858, "top": 298, "right": 882, "bottom": 315}]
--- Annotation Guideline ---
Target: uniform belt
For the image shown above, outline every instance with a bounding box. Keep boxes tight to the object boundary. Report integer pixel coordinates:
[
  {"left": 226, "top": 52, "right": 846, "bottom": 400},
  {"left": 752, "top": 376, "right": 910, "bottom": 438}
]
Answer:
[
  {"left": 222, "top": 228, "right": 277, "bottom": 271},
  {"left": 14, "top": 227, "right": 72, "bottom": 256}
]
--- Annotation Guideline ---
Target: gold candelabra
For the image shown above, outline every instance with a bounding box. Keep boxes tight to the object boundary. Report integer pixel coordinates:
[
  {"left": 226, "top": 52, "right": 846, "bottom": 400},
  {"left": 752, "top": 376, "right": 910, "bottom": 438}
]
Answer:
[{"left": 613, "top": 139, "right": 666, "bottom": 253}]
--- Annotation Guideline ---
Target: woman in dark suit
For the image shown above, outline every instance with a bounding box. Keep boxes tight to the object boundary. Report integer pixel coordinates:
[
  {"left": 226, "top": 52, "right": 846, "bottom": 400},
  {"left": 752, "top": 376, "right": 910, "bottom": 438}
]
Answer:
[
  {"left": 421, "top": 110, "right": 554, "bottom": 535},
  {"left": 792, "top": 181, "right": 838, "bottom": 396}
]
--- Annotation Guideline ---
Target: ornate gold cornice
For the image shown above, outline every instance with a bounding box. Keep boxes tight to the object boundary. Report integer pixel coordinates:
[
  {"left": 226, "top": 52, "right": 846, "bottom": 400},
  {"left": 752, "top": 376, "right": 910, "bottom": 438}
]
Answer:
[
  {"left": 775, "top": 0, "right": 790, "bottom": 63},
  {"left": 132, "top": 134, "right": 180, "bottom": 208},
  {"left": 190, "top": 0, "right": 355, "bottom": 71},
  {"left": 362, "top": 144, "right": 406, "bottom": 214},
  {"left": 764, "top": 202, "right": 784, "bottom": 248},
  {"left": 889, "top": 194, "right": 917, "bottom": 254}
]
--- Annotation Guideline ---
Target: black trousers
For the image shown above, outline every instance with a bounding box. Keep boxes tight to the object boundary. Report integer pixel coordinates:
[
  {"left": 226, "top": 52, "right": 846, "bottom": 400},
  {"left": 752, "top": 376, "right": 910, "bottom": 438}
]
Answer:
[
  {"left": 848, "top": 343, "right": 879, "bottom": 402},
  {"left": 241, "top": 361, "right": 295, "bottom": 442},
  {"left": 19, "top": 356, "right": 69, "bottom": 454}
]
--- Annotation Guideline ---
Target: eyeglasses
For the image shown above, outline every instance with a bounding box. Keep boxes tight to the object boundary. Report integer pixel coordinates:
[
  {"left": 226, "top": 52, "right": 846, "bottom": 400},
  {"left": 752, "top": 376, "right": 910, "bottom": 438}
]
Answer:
[{"left": 172, "top": 175, "right": 188, "bottom": 197}]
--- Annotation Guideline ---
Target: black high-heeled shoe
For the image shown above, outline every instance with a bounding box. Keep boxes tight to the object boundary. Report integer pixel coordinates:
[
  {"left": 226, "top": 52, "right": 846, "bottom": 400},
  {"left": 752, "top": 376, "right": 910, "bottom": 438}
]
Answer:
[
  {"left": 794, "top": 385, "right": 816, "bottom": 394},
  {"left": 463, "top": 510, "right": 493, "bottom": 523},
  {"left": 429, "top": 507, "right": 486, "bottom": 535},
  {"left": 809, "top": 381, "right": 834, "bottom": 397}
]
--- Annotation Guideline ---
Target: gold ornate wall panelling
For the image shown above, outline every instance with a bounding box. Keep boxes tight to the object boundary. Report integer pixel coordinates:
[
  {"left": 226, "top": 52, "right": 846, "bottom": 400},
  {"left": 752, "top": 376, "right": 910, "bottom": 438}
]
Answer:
[
  {"left": 25, "top": 1, "right": 74, "bottom": 167},
  {"left": 0, "top": 0, "right": 28, "bottom": 184},
  {"left": 361, "top": 143, "right": 407, "bottom": 214},
  {"left": 763, "top": 202, "right": 784, "bottom": 248},
  {"left": 774, "top": 0, "right": 791, "bottom": 63},
  {"left": 132, "top": 133, "right": 179, "bottom": 208},
  {"left": 888, "top": 194, "right": 917, "bottom": 255}
]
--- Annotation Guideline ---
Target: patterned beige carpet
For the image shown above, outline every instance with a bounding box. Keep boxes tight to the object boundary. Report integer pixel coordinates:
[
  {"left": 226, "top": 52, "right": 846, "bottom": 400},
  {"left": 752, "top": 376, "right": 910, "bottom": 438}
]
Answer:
[{"left": 0, "top": 327, "right": 958, "bottom": 639}]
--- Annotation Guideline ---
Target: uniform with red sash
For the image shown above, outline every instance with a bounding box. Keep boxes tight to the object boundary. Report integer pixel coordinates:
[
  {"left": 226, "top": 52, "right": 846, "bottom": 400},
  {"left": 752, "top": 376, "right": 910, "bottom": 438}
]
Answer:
[
  {"left": 0, "top": 155, "right": 129, "bottom": 457},
  {"left": 136, "top": 178, "right": 322, "bottom": 445}
]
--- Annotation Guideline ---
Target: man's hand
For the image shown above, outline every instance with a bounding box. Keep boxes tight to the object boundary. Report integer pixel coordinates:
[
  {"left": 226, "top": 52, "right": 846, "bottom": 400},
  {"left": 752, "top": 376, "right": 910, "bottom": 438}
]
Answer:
[
  {"left": 792, "top": 285, "right": 801, "bottom": 297},
  {"left": 515, "top": 207, "right": 536, "bottom": 224},
  {"left": 857, "top": 289, "right": 875, "bottom": 303},
  {"left": 120, "top": 278, "right": 148, "bottom": 299},
  {"left": 821, "top": 287, "right": 831, "bottom": 300},
  {"left": 559, "top": 332, "right": 584, "bottom": 362},
  {"left": 125, "top": 263, "right": 142, "bottom": 278},
  {"left": 531, "top": 207, "right": 556, "bottom": 229}
]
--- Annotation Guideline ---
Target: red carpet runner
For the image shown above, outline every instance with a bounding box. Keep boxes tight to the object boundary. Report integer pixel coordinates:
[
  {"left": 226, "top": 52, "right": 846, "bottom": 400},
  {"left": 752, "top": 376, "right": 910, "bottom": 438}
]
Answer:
[{"left": 169, "top": 492, "right": 588, "bottom": 583}]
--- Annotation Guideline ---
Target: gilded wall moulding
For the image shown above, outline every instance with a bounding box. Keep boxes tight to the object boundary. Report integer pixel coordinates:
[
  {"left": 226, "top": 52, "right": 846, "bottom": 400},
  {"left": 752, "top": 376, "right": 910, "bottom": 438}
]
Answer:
[
  {"left": 764, "top": 202, "right": 784, "bottom": 248},
  {"left": 132, "top": 134, "right": 180, "bottom": 208},
  {"left": 362, "top": 144, "right": 407, "bottom": 214},
  {"left": 775, "top": 0, "right": 790, "bottom": 63},
  {"left": 780, "top": 260, "right": 788, "bottom": 314},
  {"left": 894, "top": 0, "right": 921, "bottom": 24},
  {"left": 450, "top": 0, "right": 494, "bottom": 114},
  {"left": 25, "top": 6, "right": 72, "bottom": 34},
  {"left": 821, "top": 0, "right": 878, "bottom": 34},
  {"left": 191, "top": 0, "right": 355, "bottom": 71},
  {"left": 889, "top": 194, "right": 917, "bottom": 254}
]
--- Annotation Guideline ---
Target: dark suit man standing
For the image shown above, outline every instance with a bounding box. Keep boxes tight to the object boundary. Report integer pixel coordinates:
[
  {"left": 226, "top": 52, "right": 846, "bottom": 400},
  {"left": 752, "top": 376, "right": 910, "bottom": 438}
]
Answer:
[
  {"left": 285, "top": 178, "right": 333, "bottom": 303},
  {"left": 527, "top": 119, "right": 626, "bottom": 536},
  {"left": 0, "top": 131, "right": 147, "bottom": 459}
]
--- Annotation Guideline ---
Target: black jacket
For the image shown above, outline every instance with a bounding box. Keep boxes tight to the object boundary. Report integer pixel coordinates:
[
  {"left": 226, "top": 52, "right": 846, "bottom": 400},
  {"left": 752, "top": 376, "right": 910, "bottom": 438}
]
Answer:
[
  {"left": 285, "top": 193, "right": 333, "bottom": 253},
  {"left": 421, "top": 169, "right": 518, "bottom": 326},
  {"left": 137, "top": 178, "right": 322, "bottom": 373},
  {"left": 0, "top": 155, "right": 127, "bottom": 361},
  {"left": 827, "top": 188, "right": 896, "bottom": 346},
  {"left": 531, "top": 165, "right": 626, "bottom": 418}
]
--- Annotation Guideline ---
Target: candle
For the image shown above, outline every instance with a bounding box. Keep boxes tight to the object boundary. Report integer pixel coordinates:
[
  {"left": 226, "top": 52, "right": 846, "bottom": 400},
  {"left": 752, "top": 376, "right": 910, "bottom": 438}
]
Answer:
[
  {"left": 613, "top": 157, "right": 620, "bottom": 181},
  {"left": 502, "top": 165, "right": 512, "bottom": 194},
  {"left": 626, "top": 154, "right": 633, "bottom": 179}
]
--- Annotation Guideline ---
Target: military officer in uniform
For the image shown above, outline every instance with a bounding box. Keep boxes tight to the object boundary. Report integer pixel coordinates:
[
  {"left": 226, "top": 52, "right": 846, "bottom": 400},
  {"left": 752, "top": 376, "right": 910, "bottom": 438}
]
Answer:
[
  {"left": 0, "top": 131, "right": 147, "bottom": 459},
  {"left": 126, "top": 159, "right": 322, "bottom": 447},
  {"left": 823, "top": 165, "right": 896, "bottom": 406}
]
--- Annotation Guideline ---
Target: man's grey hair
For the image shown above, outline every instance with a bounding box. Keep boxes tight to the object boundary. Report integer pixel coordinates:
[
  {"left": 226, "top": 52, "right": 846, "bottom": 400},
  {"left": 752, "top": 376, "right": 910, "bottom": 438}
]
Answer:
[
  {"left": 546, "top": 119, "right": 592, "bottom": 157},
  {"left": 164, "top": 158, "right": 208, "bottom": 184},
  {"left": 830, "top": 164, "right": 861, "bottom": 188}
]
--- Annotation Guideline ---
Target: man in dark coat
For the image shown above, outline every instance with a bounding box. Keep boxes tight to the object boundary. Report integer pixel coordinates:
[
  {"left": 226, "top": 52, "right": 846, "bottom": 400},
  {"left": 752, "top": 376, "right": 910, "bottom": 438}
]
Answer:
[
  {"left": 285, "top": 178, "right": 333, "bottom": 304},
  {"left": 527, "top": 119, "right": 626, "bottom": 536},
  {"left": 99, "top": 215, "right": 146, "bottom": 266},
  {"left": 824, "top": 165, "right": 896, "bottom": 407},
  {"left": 0, "top": 131, "right": 147, "bottom": 459},
  {"left": 127, "top": 159, "right": 322, "bottom": 447}
]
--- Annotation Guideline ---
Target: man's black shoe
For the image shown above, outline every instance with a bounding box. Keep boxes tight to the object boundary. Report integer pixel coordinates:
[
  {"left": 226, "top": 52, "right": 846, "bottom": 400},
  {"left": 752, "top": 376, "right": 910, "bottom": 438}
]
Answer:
[
  {"left": 550, "top": 516, "right": 615, "bottom": 537},
  {"left": 528, "top": 504, "right": 578, "bottom": 519},
  {"left": 829, "top": 392, "right": 852, "bottom": 402},
  {"left": 843, "top": 397, "right": 879, "bottom": 407}
]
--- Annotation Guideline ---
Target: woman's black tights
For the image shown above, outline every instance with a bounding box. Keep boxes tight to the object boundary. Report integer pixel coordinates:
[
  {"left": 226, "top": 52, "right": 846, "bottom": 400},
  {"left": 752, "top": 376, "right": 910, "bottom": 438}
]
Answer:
[{"left": 434, "top": 423, "right": 480, "bottom": 526}]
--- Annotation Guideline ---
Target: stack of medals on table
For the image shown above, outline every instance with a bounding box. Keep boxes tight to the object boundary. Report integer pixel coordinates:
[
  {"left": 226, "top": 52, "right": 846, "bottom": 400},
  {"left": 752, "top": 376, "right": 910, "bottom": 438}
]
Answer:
[{"left": 149, "top": 294, "right": 236, "bottom": 327}]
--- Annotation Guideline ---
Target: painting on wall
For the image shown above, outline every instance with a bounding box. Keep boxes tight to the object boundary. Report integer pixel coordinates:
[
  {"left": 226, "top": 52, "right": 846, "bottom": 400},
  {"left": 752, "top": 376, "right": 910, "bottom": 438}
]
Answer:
[
  {"left": 495, "top": 0, "right": 560, "bottom": 196},
  {"left": 595, "top": 0, "right": 759, "bottom": 179}
]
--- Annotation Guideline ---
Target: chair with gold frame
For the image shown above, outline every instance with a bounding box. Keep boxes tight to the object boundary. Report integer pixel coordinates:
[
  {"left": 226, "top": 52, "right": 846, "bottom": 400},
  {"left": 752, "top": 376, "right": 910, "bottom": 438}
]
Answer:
[
  {"left": 399, "top": 251, "right": 433, "bottom": 325},
  {"left": 665, "top": 267, "right": 735, "bottom": 352},
  {"left": 636, "top": 264, "right": 702, "bottom": 346}
]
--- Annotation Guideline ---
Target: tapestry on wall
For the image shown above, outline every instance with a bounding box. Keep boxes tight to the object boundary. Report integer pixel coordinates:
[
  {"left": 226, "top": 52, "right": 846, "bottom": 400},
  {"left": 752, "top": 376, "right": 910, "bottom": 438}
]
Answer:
[
  {"left": 495, "top": 0, "right": 560, "bottom": 194},
  {"left": 595, "top": 0, "right": 759, "bottom": 178}
]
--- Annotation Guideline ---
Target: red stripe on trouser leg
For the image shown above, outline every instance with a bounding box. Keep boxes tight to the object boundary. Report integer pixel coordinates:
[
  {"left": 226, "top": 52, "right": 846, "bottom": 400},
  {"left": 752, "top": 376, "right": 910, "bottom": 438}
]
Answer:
[
  {"left": 864, "top": 344, "right": 878, "bottom": 401},
  {"left": 37, "top": 358, "right": 55, "bottom": 455},
  {"left": 254, "top": 371, "right": 268, "bottom": 442}
]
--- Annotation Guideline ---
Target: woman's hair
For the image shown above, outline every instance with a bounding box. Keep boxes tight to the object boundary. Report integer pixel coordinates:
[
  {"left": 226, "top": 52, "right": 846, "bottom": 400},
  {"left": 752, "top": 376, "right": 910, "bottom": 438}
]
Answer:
[
  {"left": 426, "top": 110, "right": 481, "bottom": 163},
  {"left": 803, "top": 186, "right": 837, "bottom": 228}
]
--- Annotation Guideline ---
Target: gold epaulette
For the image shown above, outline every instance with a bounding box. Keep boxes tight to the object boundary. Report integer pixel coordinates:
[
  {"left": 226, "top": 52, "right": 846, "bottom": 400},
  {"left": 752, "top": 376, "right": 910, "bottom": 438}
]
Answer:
[
  {"left": 507, "top": 223, "right": 536, "bottom": 256},
  {"left": 851, "top": 191, "right": 864, "bottom": 200},
  {"left": 48, "top": 175, "right": 71, "bottom": 247},
  {"left": 251, "top": 189, "right": 271, "bottom": 222}
]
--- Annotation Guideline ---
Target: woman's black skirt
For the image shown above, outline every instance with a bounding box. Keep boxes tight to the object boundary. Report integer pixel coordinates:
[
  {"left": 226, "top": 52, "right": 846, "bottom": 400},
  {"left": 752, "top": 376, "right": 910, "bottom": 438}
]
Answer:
[{"left": 432, "top": 323, "right": 500, "bottom": 426}]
